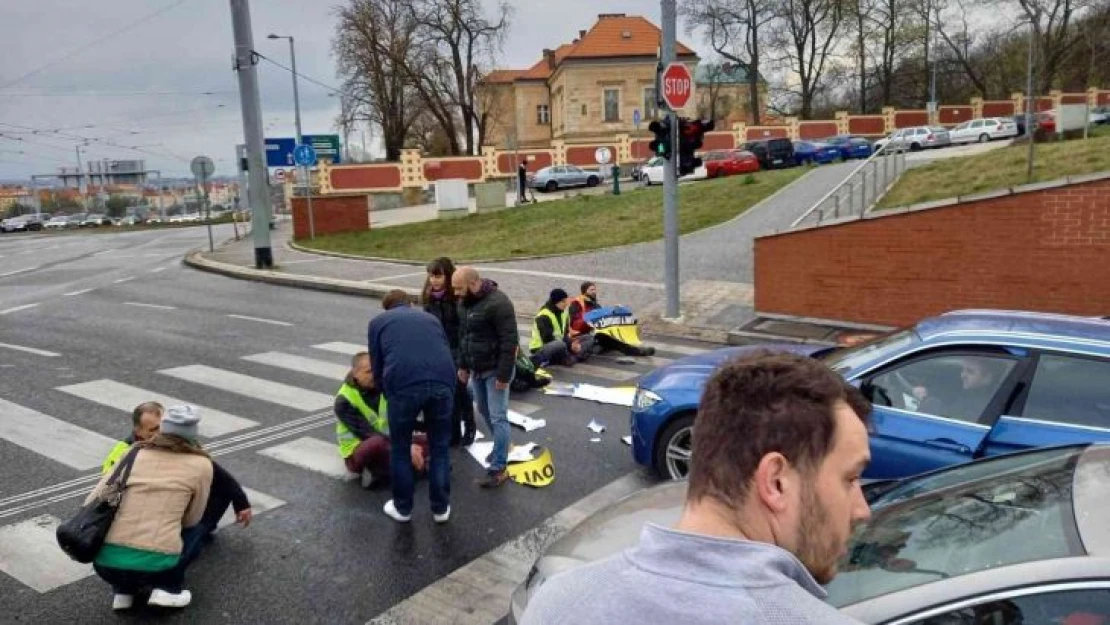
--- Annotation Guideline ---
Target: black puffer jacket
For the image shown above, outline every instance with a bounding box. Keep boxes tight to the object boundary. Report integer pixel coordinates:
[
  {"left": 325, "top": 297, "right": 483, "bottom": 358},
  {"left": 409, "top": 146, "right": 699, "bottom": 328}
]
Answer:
[
  {"left": 458, "top": 279, "right": 518, "bottom": 382},
  {"left": 424, "top": 292, "right": 461, "bottom": 355}
]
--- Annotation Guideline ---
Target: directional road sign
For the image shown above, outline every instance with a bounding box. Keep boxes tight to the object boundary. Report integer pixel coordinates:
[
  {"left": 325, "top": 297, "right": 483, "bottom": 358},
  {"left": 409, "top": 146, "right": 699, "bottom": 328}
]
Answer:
[
  {"left": 661, "top": 63, "right": 694, "bottom": 111},
  {"left": 264, "top": 134, "right": 342, "bottom": 167},
  {"left": 293, "top": 143, "right": 317, "bottom": 167}
]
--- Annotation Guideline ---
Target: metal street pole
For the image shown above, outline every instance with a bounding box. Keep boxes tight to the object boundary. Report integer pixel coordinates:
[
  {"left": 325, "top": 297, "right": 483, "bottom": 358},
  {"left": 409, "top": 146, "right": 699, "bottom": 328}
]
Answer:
[
  {"left": 1025, "top": 24, "right": 1036, "bottom": 183},
  {"left": 74, "top": 145, "right": 87, "bottom": 211},
  {"left": 662, "top": 0, "right": 680, "bottom": 320},
  {"left": 231, "top": 0, "right": 274, "bottom": 268}
]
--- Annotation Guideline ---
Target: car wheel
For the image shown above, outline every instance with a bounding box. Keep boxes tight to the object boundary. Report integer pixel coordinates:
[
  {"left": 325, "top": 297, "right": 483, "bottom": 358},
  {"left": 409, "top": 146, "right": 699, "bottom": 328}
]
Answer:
[
  {"left": 643, "top": 174, "right": 653, "bottom": 186},
  {"left": 909, "top": 142, "right": 922, "bottom": 151},
  {"left": 586, "top": 176, "right": 599, "bottom": 187},
  {"left": 653, "top": 413, "right": 695, "bottom": 480},
  {"left": 978, "top": 133, "right": 990, "bottom": 143},
  {"left": 544, "top": 180, "right": 557, "bottom": 193}
]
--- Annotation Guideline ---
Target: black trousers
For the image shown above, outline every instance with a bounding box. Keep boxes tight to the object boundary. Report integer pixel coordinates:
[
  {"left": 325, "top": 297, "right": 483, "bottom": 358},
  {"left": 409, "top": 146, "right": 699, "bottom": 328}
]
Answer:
[{"left": 451, "top": 378, "right": 475, "bottom": 445}]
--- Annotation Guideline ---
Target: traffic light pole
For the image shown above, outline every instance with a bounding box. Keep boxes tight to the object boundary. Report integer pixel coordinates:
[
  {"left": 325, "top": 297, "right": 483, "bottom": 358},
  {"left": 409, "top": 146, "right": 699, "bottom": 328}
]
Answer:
[{"left": 661, "top": 0, "right": 681, "bottom": 320}]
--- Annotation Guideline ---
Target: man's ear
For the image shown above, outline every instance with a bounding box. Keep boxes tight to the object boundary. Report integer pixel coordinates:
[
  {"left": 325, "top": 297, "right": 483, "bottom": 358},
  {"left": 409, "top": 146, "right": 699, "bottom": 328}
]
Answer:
[{"left": 753, "top": 452, "right": 793, "bottom": 514}]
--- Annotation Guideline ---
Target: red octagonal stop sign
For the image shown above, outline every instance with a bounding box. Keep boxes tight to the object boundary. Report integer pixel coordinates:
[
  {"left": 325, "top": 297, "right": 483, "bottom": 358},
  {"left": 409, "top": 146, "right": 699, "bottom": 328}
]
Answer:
[{"left": 661, "top": 63, "right": 694, "bottom": 110}]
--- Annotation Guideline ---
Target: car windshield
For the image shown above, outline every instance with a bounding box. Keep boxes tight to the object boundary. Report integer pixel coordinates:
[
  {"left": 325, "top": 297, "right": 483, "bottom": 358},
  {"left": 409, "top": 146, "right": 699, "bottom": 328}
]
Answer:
[
  {"left": 826, "top": 446, "right": 1085, "bottom": 608},
  {"left": 818, "top": 328, "right": 920, "bottom": 376}
]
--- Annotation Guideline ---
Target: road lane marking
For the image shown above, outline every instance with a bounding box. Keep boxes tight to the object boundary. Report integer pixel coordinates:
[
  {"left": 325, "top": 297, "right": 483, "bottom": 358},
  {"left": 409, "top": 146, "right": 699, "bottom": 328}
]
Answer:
[
  {"left": 364, "top": 271, "right": 427, "bottom": 283},
  {"left": 122, "top": 301, "right": 176, "bottom": 311},
  {"left": 0, "top": 266, "right": 39, "bottom": 278},
  {"left": 112, "top": 276, "right": 134, "bottom": 284},
  {"left": 0, "top": 398, "right": 116, "bottom": 470},
  {"left": 242, "top": 352, "right": 349, "bottom": 380},
  {"left": 0, "top": 303, "right": 40, "bottom": 315},
  {"left": 91, "top": 249, "right": 115, "bottom": 256},
  {"left": 227, "top": 313, "right": 293, "bottom": 326},
  {"left": 159, "top": 365, "right": 333, "bottom": 411},
  {"left": 63, "top": 288, "right": 94, "bottom": 296},
  {"left": 0, "top": 342, "right": 60, "bottom": 358},
  {"left": 311, "top": 341, "right": 364, "bottom": 356},
  {"left": 56, "top": 379, "right": 259, "bottom": 438},
  {"left": 0, "top": 515, "right": 93, "bottom": 593},
  {"left": 149, "top": 267, "right": 167, "bottom": 273},
  {"left": 257, "top": 436, "right": 356, "bottom": 481}
]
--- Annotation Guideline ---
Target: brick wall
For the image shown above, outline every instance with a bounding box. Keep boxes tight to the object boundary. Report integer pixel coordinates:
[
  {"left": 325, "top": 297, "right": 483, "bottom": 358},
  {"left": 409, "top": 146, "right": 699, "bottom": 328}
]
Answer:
[
  {"left": 291, "top": 194, "right": 370, "bottom": 240},
  {"left": 753, "top": 177, "right": 1110, "bottom": 327}
]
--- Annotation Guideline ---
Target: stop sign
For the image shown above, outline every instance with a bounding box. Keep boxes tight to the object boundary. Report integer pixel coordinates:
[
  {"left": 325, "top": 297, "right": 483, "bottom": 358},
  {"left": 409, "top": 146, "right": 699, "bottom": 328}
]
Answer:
[{"left": 661, "top": 63, "right": 694, "bottom": 110}]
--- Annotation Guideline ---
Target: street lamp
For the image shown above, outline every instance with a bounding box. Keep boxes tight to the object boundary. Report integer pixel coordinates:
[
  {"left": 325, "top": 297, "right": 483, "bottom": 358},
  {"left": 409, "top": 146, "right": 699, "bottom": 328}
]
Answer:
[{"left": 267, "top": 34, "right": 303, "bottom": 146}]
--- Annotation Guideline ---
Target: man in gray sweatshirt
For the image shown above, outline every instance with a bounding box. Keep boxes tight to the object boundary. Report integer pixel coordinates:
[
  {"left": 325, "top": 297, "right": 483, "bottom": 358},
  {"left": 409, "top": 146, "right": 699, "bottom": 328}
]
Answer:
[{"left": 520, "top": 351, "right": 873, "bottom": 625}]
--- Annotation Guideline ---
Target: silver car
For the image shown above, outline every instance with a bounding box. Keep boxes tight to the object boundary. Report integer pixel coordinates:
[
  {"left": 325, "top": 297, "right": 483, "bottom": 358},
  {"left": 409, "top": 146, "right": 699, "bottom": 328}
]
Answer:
[
  {"left": 528, "top": 165, "right": 601, "bottom": 193},
  {"left": 874, "top": 126, "right": 952, "bottom": 152},
  {"left": 509, "top": 444, "right": 1110, "bottom": 623}
]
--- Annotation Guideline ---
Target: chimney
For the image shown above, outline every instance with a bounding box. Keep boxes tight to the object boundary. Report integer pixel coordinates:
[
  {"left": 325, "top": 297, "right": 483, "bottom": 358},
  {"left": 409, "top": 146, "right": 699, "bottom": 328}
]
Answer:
[
  {"left": 598, "top": 13, "right": 626, "bottom": 19},
  {"left": 544, "top": 48, "right": 555, "bottom": 69},
  {"left": 579, "top": 30, "right": 586, "bottom": 38}
]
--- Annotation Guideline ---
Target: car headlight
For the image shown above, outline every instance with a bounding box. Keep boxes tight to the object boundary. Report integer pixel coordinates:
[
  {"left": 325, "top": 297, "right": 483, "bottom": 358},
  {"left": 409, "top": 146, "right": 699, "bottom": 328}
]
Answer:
[{"left": 633, "top": 387, "right": 663, "bottom": 411}]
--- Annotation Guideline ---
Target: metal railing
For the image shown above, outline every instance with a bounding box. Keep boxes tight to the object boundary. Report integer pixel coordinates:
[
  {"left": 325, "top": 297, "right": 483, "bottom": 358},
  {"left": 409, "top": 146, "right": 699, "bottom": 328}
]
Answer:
[{"left": 789, "top": 145, "right": 907, "bottom": 229}]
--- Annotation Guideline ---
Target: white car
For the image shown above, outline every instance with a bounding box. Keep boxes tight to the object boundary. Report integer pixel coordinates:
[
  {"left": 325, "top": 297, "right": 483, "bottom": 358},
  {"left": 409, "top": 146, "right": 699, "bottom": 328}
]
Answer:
[
  {"left": 44, "top": 216, "right": 71, "bottom": 229},
  {"left": 873, "top": 126, "right": 952, "bottom": 152},
  {"left": 949, "top": 117, "right": 1019, "bottom": 144},
  {"left": 638, "top": 157, "right": 708, "bottom": 186}
]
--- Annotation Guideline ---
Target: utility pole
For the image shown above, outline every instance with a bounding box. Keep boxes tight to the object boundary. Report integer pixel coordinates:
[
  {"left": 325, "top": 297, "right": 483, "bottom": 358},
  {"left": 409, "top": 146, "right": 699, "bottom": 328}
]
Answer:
[
  {"left": 231, "top": 0, "right": 274, "bottom": 268},
  {"left": 269, "top": 33, "right": 311, "bottom": 235},
  {"left": 74, "top": 145, "right": 87, "bottom": 211},
  {"left": 1025, "top": 23, "right": 1036, "bottom": 183},
  {"left": 661, "top": 0, "right": 680, "bottom": 320}
]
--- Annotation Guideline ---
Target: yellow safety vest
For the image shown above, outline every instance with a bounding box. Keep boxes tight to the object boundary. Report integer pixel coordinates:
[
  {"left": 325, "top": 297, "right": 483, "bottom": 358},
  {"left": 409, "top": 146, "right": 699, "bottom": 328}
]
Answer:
[
  {"left": 529, "top": 307, "right": 569, "bottom": 351},
  {"left": 101, "top": 440, "right": 132, "bottom": 474},
  {"left": 335, "top": 383, "right": 389, "bottom": 459}
]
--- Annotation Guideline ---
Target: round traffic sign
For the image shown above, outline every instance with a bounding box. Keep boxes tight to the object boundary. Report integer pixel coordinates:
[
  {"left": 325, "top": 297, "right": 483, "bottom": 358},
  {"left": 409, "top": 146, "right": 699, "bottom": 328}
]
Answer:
[
  {"left": 274, "top": 169, "right": 286, "bottom": 183},
  {"left": 190, "top": 156, "right": 215, "bottom": 180},
  {"left": 594, "top": 147, "right": 612, "bottom": 164},
  {"left": 293, "top": 143, "right": 317, "bottom": 167},
  {"left": 661, "top": 63, "right": 694, "bottom": 110}
]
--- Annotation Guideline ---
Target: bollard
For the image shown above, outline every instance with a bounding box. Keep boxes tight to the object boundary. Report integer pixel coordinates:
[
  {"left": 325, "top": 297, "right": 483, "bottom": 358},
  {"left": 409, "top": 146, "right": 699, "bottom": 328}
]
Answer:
[{"left": 612, "top": 163, "right": 621, "bottom": 196}]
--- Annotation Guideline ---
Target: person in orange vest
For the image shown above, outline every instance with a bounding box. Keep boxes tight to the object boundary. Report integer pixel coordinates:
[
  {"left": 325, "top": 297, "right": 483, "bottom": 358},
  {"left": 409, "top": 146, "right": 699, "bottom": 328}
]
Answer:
[{"left": 567, "top": 281, "right": 656, "bottom": 357}]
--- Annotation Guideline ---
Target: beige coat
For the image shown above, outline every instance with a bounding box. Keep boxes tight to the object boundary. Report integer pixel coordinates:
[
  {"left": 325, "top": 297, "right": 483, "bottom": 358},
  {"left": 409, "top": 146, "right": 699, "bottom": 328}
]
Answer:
[{"left": 86, "top": 447, "right": 212, "bottom": 556}]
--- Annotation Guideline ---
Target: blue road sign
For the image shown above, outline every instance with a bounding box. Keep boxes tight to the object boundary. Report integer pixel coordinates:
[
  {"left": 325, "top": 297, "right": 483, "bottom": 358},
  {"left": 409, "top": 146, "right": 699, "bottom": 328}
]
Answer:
[
  {"left": 633, "top": 109, "right": 642, "bottom": 129},
  {"left": 293, "top": 143, "right": 318, "bottom": 167},
  {"left": 265, "top": 134, "right": 342, "bottom": 167}
]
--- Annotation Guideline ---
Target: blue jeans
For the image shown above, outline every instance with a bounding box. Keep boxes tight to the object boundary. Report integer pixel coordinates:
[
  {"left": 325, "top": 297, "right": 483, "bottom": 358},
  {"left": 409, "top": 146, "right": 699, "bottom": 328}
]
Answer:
[
  {"left": 470, "top": 368, "right": 514, "bottom": 472},
  {"left": 386, "top": 381, "right": 454, "bottom": 516}
]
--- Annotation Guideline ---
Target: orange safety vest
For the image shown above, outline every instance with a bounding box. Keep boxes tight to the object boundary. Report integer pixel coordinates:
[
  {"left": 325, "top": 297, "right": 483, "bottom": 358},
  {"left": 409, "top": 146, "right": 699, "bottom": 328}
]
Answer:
[{"left": 568, "top": 295, "right": 593, "bottom": 337}]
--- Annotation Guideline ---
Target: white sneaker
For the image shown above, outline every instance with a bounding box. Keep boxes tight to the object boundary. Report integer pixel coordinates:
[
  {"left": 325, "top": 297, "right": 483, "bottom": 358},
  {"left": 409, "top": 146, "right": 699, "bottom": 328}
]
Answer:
[
  {"left": 147, "top": 588, "right": 192, "bottom": 608},
  {"left": 433, "top": 505, "right": 451, "bottom": 524},
  {"left": 382, "top": 500, "right": 411, "bottom": 523},
  {"left": 360, "top": 468, "right": 375, "bottom": 489},
  {"left": 112, "top": 594, "right": 134, "bottom": 610}
]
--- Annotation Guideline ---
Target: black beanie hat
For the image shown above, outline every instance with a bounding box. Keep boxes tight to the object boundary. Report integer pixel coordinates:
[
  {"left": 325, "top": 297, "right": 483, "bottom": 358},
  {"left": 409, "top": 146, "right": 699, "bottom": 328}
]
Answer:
[{"left": 549, "top": 288, "right": 569, "bottom": 303}]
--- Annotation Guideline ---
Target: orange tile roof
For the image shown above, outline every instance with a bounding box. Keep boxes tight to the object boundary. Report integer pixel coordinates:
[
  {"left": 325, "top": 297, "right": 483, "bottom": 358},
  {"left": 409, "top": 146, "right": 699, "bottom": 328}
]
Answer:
[
  {"left": 567, "top": 15, "right": 696, "bottom": 59},
  {"left": 484, "top": 69, "right": 527, "bottom": 84},
  {"left": 519, "top": 43, "right": 576, "bottom": 80}
]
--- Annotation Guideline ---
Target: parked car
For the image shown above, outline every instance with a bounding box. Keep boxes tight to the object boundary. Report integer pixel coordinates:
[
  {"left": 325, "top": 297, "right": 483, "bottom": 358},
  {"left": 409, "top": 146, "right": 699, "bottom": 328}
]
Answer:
[
  {"left": 632, "top": 308, "right": 1110, "bottom": 481},
  {"left": 509, "top": 442, "right": 1110, "bottom": 624},
  {"left": 822, "top": 135, "right": 874, "bottom": 160},
  {"left": 44, "top": 215, "right": 71, "bottom": 229},
  {"left": 792, "top": 140, "right": 842, "bottom": 165},
  {"left": 742, "top": 138, "right": 796, "bottom": 169},
  {"left": 949, "top": 117, "right": 1019, "bottom": 144},
  {"left": 873, "top": 126, "right": 952, "bottom": 152},
  {"left": 637, "top": 156, "right": 707, "bottom": 185},
  {"left": 702, "top": 149, "right": 760, "bottom": 178},
  {"left": 1036, "top": 110, "right": 1058, "bottom": 133},
  {"left": 1, "top": 214, "right": 46, "bottom": 232},
  {"left": 528, "top": 165, "right": 601, "bottom": 192},
  {"left": 1090, "top": 106, "right": 1110, "bottom": 125},
  {"left": 80, "top": 213, "right": 110, "bottom": 227}
]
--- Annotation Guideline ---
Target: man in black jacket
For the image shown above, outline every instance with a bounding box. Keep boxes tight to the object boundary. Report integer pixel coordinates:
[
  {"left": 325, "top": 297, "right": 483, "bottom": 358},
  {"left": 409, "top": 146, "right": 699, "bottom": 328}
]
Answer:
[{"left": 452, "top": 266, "right": 519, "bottom": 488}]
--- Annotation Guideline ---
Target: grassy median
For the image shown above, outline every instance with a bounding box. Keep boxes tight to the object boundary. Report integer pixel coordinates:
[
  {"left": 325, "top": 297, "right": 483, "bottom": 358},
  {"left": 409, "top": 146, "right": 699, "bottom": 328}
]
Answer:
[
  {"left": 878, "top": 126, "right": 1110, "bottom": 209},
  {"left": 301, "top": 168, "right": 806, "bottom": 262}
]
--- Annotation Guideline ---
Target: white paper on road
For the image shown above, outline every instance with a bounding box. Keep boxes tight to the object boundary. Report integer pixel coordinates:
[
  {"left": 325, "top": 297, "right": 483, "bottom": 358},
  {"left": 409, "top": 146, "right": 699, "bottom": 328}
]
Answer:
[
  {"left": 541, "top": 382, "right": 636, "bottom": 407},
  {"left": 587, "top": 419, "right": 606, "bottom": 434},
  {"left": 509, "top": 409, "right": 546, "bottom": 432},
  {"left": 590, "top": 437, "right": 601, "bottom": 443},
  {"left": 621, "top": 435, "right": 633, "bottom": 446},
  {"left": 466, "top": 441, "right": 539, "bottom": 470}
]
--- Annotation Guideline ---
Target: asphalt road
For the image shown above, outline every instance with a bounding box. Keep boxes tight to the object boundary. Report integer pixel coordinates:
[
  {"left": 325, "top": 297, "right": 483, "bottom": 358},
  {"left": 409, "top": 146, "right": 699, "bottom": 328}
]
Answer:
[{"left": 0, "top": 226, "right": 712, "bottom": 624}]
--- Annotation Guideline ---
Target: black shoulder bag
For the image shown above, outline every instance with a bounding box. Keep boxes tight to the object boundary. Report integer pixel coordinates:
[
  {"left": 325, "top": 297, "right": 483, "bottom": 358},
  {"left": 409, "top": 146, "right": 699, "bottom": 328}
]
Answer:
[{"left": 56, "top": 446, "right": 141, "bottom": 563}]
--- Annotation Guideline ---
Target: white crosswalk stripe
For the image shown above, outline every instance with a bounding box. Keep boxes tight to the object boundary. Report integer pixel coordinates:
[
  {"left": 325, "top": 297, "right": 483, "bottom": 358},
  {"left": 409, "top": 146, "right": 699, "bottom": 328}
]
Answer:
[
  {"left": 257, "top": 436, "right": 355, "bottom": 481},
  {"left": 56, "top": 380, "right": 259, "bottom": 438},
  {"left": 242, "top": 352, "right": 349, "bottom": 381},
  {"left": 158, "top": 365, "right": 333, "bottom": 412},
  {"left": 0, "top": 398, "right": 117, "bottom": 470},
  {"left": 311, "top": 341, "right": 364, "bottom": 357}
]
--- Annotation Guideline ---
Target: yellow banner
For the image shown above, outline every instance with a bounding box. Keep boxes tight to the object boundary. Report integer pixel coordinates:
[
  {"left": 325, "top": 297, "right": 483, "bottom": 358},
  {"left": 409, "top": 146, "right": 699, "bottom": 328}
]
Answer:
[{"left": 507, "top": 447, "right": 555, "bottom": 488}]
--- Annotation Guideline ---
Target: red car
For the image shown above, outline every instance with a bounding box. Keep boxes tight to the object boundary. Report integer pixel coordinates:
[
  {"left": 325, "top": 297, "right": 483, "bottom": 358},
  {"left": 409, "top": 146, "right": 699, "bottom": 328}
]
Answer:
[{"left": 703, "top": 149, "right": 761, "bottom": 178}]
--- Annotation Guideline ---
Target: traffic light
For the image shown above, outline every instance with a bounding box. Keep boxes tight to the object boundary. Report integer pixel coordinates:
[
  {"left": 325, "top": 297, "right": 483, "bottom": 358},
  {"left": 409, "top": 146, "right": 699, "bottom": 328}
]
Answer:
[
  {"left": 678, "top": 118, "right": 715, "bottom": 176},
  {"left": 648, "top": 118, "right": 672, "bottom": 160}
]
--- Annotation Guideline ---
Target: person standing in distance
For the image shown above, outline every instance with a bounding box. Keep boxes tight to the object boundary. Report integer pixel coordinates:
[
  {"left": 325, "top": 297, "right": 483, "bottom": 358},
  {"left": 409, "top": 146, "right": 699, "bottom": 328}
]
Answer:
[
  {"left": 452, "top": 266, "right": 519, "bottom": 488},
  {"left": 520, "top": 351, "right": 873, "bottom": 625},
  {"left": 368, "top": 290, "right": 457, "bottom": 524}
]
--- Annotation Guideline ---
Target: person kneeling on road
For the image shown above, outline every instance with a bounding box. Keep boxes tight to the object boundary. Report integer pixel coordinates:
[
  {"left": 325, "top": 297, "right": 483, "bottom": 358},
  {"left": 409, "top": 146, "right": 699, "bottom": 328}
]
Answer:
[
  {"left": 529, "top": 288, "right": 591, "bottom": 368},
  {"left": 335, "top": 351, "right": 430, "bottom": 490},
  {"left": 103, "top": 402, "right": 253, "bottom": 545},
  {"left": 568, "top": 281, "right": 655, "bottom": 357}
]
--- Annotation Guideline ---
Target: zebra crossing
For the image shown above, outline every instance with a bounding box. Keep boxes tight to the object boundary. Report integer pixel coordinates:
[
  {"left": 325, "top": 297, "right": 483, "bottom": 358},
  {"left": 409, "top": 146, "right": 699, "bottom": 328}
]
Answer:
[{"left": 0, "top": 333, "right": 713, "bottom": 595}]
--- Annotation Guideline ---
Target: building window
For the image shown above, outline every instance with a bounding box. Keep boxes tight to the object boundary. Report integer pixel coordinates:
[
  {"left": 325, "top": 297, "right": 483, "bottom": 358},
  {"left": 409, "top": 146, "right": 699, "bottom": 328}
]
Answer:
[
  {"left": 536, "top": 104, "right": 550, "bottom": 125},
  {"left": 643, "top": 87, "right": 657, "bottom": 120},
  {"left": 604, "top": 88, "right": 621, "bottom": 123},
  {"left": 581, "top": 103, "right": 587, "bottom": 116}
]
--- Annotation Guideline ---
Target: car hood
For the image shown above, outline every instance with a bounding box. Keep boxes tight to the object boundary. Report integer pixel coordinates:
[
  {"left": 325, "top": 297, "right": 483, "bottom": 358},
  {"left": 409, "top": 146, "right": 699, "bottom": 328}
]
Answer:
[{"left": 639, "top": 343, "right": 826, "bottom": 395}]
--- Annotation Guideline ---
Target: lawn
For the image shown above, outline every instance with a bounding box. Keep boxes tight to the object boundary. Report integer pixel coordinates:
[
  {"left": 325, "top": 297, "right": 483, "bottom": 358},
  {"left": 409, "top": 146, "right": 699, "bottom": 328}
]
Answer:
[
  {"left": 877, "top": 127, "right": 1110, "bottom": 209},
  {"left": 300, "top": 168, "right": 807, "bottom": 262}
]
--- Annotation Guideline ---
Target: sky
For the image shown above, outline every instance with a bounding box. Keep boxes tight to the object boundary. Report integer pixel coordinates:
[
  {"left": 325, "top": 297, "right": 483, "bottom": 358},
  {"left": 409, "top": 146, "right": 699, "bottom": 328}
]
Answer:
[{"left": 0, "top": 0, "right": 694, "bottom": 182}]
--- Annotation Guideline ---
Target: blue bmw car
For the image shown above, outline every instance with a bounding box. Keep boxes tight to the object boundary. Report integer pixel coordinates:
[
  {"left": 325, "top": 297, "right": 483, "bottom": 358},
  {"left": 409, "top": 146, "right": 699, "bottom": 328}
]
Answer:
[
  {"left": 631, "top": 309, "right": 1110, "bottom": 480},
  {"left": 822, "top": 134, "right": 874, "bottom": 159},
  {"left": 792, "top": 140, "right": 842, "bottom": 165}
]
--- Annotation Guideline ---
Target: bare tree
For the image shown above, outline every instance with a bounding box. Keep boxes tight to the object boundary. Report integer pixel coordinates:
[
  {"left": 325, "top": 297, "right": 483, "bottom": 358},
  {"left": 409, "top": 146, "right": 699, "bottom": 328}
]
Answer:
[
  {"left": 333, "top": 0, "right": 423, "bottom": 161},
  {"left": 848, "top": 0, "right": 876, "bottom": 112},
  {"left": 932, "top": 0, "right": 992, "bottom": 98},
  {"left": 683, "top": 0, "right": 775, "bottom": 124},
  {"left": 770, "top": 0, "right": 846, "bottom": 118},
  {"left": 999, "top": 0, "right": 1094, "bottom": 93},
  {"left": 696, "top": 62, "right": 739, "bottom": 122}
]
